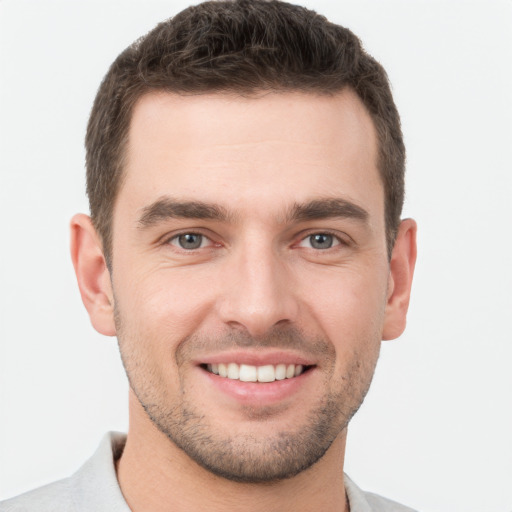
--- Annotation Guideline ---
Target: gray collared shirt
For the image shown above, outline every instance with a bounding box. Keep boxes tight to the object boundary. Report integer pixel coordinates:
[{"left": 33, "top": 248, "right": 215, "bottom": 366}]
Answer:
[{"left": 0, "top": 432, "right": 416, "bottom": 511}]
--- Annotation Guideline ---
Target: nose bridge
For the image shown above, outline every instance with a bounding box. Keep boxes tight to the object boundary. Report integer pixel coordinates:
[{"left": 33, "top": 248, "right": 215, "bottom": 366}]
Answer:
[{"left": 218, "top": 233, "right": 298, "bottom": 335}]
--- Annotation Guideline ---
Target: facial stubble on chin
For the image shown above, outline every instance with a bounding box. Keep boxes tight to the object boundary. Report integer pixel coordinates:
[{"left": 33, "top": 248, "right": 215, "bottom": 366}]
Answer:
[{"left": 114, "top": 310, "right": 381, "bottom": 484}]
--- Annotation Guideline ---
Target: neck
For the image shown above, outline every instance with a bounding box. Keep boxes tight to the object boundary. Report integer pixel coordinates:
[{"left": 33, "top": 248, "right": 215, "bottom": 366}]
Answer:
[{"left": 116, "top": 392, "right": 349, "bottom": 512}]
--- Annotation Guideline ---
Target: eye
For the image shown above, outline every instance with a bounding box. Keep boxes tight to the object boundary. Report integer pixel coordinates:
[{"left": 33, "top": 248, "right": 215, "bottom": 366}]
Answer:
[
  {"left": 169, "top": 233, "right": 209, "bottom": 250},
  {"left": 299, "top": 233, "right": 340, "bottom": 250}
]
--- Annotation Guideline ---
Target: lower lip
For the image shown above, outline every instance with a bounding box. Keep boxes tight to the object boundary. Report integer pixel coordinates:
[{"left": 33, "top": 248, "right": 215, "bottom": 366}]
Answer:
[{"left": 200, "top": 367, "right": 314, "bottom": 405}]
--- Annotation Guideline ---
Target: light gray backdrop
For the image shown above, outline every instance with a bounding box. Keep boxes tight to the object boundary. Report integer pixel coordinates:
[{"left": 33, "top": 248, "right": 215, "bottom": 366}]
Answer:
[{"left": 1, "top": 1, "right": 511, "bottom": 511}]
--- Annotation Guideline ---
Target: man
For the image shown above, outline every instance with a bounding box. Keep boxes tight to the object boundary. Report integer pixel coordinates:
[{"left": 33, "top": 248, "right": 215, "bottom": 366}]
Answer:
[{"left": 0, "top": 1, "right": 417, "bottom": 511}]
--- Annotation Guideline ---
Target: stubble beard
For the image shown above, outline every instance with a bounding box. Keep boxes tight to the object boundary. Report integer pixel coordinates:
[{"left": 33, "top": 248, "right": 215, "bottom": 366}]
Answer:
[
  {"left": 115, "top": 315, "right": 380, "bottom": 483},
  {"left": 139, "top": 380, "right": 348, "bottom": 483}
]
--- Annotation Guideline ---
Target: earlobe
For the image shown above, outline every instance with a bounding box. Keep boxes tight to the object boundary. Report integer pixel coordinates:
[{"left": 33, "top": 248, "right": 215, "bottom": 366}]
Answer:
[
  {"left": 382, "top": 218, "right": 417, "bottom": 341},
  {"left": 70, "top": 214, "right": 116, "bottom": 336}
]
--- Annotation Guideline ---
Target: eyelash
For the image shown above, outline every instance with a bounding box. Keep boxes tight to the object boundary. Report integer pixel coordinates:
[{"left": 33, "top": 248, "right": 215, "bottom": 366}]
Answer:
[
  {"left": 297, "top": 231, "right": 346, "bottom": 250},
  {"left": 166, "top": 231, "right": 217, "bottom": 251},
  {"left": 165, "top": 230, "right": 349, "bottom": 252}
]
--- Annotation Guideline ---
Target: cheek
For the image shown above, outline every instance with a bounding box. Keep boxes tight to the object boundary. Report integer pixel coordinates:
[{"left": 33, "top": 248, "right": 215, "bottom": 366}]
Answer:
[
  {"left": 112, "top": 276, "right": 193, "bottom": 401},
  {"left": 303, "top": 269, "right": 386, "bottom": 402},
  {"left": 117, "top": 265, "right": 204, "bottom": 321},
  {"left": 113, "top": 266, "right": 220, "bottom": 360},
  {"left": 300, "top": 263, "right": 389, "bottom": 349}
]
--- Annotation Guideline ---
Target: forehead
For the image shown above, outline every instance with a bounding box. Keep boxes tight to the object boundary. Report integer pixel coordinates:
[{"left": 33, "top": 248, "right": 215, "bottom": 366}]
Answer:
[{"left": 120, "top": 90, "right": 382, "bottom": 223}]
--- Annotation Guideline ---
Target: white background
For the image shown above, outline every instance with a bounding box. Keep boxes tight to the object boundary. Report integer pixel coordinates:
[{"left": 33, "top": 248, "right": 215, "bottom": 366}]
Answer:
[{"left": 1, "top": 1, "right": 511, "bottom": 511}]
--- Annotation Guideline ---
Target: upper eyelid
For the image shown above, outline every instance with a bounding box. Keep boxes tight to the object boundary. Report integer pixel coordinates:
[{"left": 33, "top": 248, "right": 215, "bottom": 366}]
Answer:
[
  {"left": 160, "top": 228, "right": 216, "bottom": 244},
  {"left": 295, "top": 229, "right": 352, "bottom": 245},
  {"left": 168, "top": 233, "right": 212, "bottom": 250},
  {"left": 164, "top": 233, "right": 223, "bottom": 254},
  {"left": 297, "top": 233, "right": 342, "bottom": 249},
  {"left": 158, "top": 228, "right": 352, "bottom": 248}
]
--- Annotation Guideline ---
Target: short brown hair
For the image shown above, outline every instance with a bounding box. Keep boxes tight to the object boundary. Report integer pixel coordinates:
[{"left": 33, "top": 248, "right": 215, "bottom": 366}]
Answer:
[{"left": 86, "top": 0, "right": 405, "bottom": 266}]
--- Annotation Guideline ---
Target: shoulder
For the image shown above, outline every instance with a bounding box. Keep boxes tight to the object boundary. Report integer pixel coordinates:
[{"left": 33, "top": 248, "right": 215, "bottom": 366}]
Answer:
[
  {"left": 0, "top": 432, "right": 129, "bottom": 512},
  {"left": 0, "top": 477, "right": 76, "bottom": 512},
  {"left": 345, "top": 474, "right": 418, "bottom": 512},
  {"left": 363, "top": 491, "right": 417, "bottom": 512}
]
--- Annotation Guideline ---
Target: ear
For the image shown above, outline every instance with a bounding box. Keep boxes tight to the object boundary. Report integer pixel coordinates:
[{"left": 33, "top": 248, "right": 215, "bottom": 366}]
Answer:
[
  {"left": 382, "top": 218, "right": 417, "bottom": 341},
  {"left": 70, "top": 214, "right": 116, "bottom": 336}
]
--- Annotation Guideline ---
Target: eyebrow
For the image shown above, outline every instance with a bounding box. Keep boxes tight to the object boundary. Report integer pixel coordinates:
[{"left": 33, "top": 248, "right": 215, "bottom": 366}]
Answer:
[
  {"left": 137, "top": 196, "right": 369, "bottom": 229},
  {"left": 288, "top": 198, "right": 369, "bottom": 224},
  {"left": 138, "top": 197, "right": 231, "bottom": 228}
]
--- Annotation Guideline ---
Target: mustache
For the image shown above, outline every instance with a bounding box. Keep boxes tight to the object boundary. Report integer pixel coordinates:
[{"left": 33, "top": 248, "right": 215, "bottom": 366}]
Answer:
[{"left": 176, "top": 325, "right": 334, "bottom": 364}]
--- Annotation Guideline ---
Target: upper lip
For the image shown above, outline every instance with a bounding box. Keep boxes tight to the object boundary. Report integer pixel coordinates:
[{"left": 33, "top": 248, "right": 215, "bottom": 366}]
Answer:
[{"left": 194, "top": 350, "right": 317, "bottom": 367}]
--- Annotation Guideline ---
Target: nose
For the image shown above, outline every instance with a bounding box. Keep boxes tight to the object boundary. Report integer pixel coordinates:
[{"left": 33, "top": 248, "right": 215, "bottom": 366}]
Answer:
[{"left": 216, "top": 238, "right": 300, "bottom": 337}]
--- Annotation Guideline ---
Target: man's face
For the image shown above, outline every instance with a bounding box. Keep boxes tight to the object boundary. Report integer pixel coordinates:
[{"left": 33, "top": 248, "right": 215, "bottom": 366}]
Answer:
[{"left": 111, "top": 90, "right": 391, "bottom": 482}]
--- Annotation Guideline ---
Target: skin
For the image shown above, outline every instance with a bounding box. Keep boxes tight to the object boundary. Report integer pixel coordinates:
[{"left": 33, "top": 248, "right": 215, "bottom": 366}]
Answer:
[{"left": 71, "top": 89, "right": 417, "bottom": 512}]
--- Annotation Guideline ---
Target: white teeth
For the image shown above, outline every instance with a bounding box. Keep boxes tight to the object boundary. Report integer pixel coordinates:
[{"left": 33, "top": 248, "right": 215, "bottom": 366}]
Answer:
[
  {"left": 206, "top": 363, "right": 307, "bottom": 382},
  {"left": 239, "top": 364, "right": 257, "bottom": 382},
  {"left": 227, "top": 363, "right": 239, "bottom": 379},
  {"left": 218, "top": 363, "right": 228, "bottom": 378},
  {"left": 257, "top": 365, "right": 275, "bottom": 383},
  {"left": 275, "top": 364, "right": 286, "bottom": 380}
]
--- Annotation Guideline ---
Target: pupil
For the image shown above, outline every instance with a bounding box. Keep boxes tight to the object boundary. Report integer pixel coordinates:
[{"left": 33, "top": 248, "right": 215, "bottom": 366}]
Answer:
[
  {"left": 311, "top": 234, "right": 332, "bottom": 249},
  {"left": 179, "top": 234, "right": 202, "bottom": 249}
]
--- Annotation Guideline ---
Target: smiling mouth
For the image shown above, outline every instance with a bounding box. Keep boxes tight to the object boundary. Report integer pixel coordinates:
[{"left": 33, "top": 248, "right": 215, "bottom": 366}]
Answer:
[{"left": 202, "top": 363, "right": 313, "bottom": 383}]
